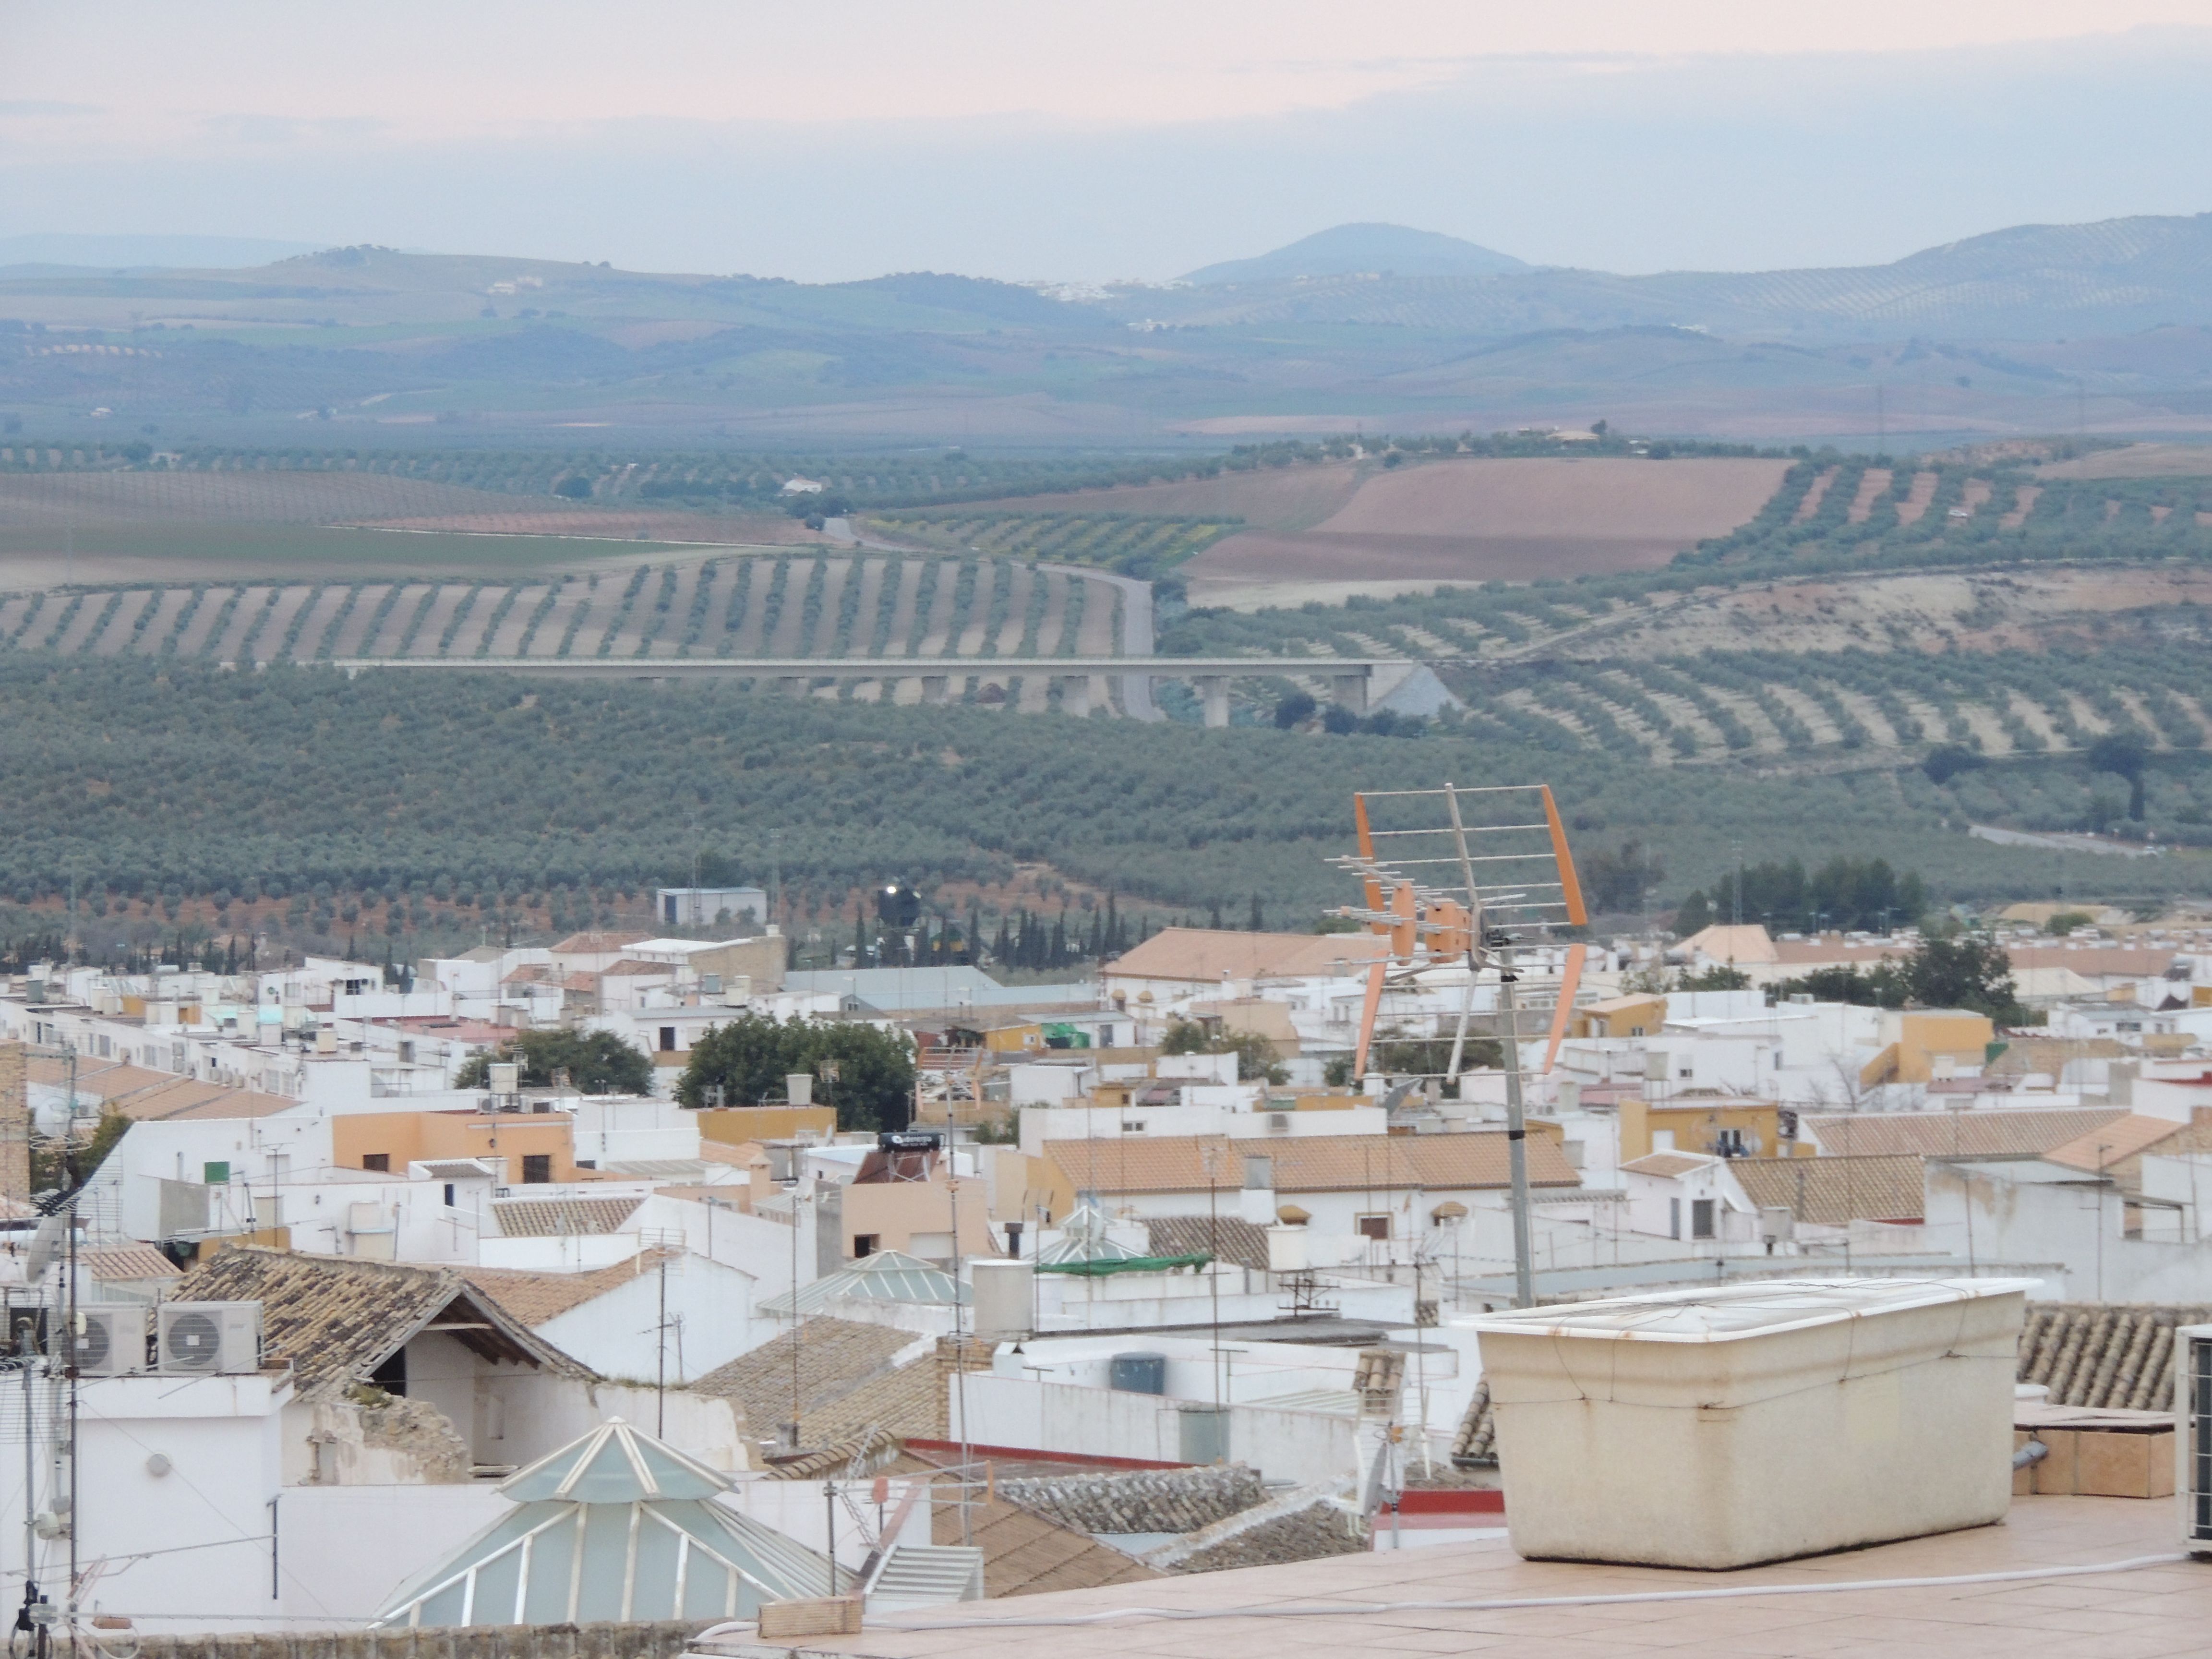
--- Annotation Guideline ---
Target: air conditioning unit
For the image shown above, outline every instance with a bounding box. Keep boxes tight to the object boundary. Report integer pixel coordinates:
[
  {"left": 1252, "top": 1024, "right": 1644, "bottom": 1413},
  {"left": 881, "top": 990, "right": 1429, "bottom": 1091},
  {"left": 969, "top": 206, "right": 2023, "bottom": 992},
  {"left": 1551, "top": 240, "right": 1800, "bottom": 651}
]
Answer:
[
  {"left": 66, "top": 1307, "right": 148, "bottom": 1377},
  {"left": 2180, "top": 1323, "right": 2212, "bottom": 1555},
  {"left": 156, "top": 1302, "right": 262, "bottom": 1375},
  {"left": 1267, "top": 1113, "right": 1291, "bottom": 1133}
]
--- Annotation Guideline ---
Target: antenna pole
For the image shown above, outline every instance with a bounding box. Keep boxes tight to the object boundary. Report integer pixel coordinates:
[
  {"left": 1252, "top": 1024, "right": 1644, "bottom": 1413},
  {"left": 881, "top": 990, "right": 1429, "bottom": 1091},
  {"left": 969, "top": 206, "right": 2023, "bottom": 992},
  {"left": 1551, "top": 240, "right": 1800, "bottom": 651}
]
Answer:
[
  {"left": 1498, "top": 936, "right": 1535, "bottom": 1309},
  {"left": 1443, "top": 785, "right": 1480, "bottom": 1079}
]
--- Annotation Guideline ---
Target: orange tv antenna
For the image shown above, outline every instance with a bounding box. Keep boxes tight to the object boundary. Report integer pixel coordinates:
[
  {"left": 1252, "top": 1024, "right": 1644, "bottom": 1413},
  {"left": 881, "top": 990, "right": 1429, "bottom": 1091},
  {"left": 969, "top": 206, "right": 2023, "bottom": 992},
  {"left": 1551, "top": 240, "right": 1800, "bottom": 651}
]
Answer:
[{"left": 1333, "top": 781, "right": 1587, "bottom": 1309}]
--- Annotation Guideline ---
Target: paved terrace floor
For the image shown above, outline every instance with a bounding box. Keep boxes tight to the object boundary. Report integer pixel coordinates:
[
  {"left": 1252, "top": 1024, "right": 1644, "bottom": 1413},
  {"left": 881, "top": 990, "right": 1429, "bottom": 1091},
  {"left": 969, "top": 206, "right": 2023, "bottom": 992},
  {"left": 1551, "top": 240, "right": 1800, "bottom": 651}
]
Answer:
[{"left": 722, "top": 1496, "right": 2208, "bottom": 1659}]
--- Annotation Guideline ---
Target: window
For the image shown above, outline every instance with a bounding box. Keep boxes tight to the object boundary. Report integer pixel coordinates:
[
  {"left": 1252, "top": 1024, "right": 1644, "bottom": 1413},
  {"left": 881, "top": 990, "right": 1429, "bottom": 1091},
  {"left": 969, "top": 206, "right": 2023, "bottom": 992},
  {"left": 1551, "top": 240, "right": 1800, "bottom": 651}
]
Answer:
[
  {"left": 853, "top": 1234, "right": 880, "bottom": 1258},
  {"left": 1669, "top": 1198, "right": 1681, "bottom": 1240},
  {"left": 360, "top": 1154, "right": 390, "bottom": 1173},
  {"left": 398, "top": 1041, "right": 416, "bottom": 1064},
  {"left": 1691, "top": 1199, "right": 1716, "bottom": 1240},
  {"left": 442, "top": 1183, "right": 457, "bottom": 1206},
  {"left": 1629, "top": 1024, "right": 1646, "bottom": 1037},
  {"left": 521, "top": 1154, "right": 552, "bottom": 1184},
  {"left": 659, "top": 1026, "right": 678, "bottom": 1052},
  {"left": 1356, "top": 1214, "right": 1390, "bottom": 1241}
]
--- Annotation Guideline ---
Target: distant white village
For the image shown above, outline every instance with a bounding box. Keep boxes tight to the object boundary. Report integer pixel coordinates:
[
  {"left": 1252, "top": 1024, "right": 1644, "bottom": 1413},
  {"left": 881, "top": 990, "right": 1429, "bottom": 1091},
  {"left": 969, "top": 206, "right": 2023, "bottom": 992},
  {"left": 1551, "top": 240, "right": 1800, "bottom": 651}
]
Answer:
[{"left": 2, "top": 883, "right": 2211, "bottom": 1635}]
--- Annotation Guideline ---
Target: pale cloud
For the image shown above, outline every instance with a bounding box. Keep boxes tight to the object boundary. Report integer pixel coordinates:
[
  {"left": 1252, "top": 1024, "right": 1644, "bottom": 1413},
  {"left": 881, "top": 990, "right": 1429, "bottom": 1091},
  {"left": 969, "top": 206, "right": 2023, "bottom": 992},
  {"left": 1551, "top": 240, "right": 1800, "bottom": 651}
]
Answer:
[
  {"left": 7, "top": 1, "right": 2212, "bottom": 144},
  {"left": 1, "top": 10, "right": 2208, "bottom": 286}
]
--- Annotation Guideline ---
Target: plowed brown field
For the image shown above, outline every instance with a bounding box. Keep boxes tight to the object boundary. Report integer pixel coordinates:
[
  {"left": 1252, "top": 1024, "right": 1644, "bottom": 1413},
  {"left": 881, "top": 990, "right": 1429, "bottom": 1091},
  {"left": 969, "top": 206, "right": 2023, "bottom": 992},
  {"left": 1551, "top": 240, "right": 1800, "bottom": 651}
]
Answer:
[{"left": 1184, "top": 456, "right": 1789, "bottom": 599}]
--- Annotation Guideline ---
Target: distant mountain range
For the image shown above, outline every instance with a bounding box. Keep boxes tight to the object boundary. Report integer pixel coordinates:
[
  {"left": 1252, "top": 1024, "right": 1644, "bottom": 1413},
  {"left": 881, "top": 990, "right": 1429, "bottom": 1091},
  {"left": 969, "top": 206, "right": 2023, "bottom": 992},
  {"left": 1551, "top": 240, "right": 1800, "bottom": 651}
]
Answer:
[
  {"left": 1150, "top": 212, "right": 2212, "bottom": 340},
  {"left": 6, "top": 212, "right": 2212, "bottom": 441},
  {"left": 1180, "top": 224, "right": 1528, "bottom": 285}
]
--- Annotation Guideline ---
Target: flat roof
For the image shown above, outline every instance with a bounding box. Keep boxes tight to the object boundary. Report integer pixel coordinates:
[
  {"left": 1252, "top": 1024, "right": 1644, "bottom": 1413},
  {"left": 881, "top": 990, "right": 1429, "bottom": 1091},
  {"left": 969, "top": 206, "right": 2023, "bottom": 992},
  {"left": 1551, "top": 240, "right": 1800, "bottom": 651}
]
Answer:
[
  {"left": 733, "top": 1495, "right": 2206, "bottom": 1659},
  {"left": 1465, "top": 1277, "right": 2035, "bottom": 1343}
]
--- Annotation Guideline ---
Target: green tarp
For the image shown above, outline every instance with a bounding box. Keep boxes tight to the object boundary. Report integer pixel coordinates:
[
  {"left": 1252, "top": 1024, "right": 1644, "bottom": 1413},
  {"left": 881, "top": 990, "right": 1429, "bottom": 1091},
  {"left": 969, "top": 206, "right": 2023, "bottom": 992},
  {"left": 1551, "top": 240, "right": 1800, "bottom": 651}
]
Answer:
[{"left": 1034, "top": 1252, "right": 1212, "bottom": 1277}]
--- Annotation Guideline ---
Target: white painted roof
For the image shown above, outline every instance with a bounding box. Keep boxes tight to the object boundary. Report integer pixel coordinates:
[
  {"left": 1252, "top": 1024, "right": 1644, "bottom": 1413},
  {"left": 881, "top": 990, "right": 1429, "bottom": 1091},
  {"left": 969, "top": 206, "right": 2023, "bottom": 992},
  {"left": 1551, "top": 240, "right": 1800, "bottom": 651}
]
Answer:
[{"left": 1465, "top": 1277, "right": 2037, "bottom": 1343}]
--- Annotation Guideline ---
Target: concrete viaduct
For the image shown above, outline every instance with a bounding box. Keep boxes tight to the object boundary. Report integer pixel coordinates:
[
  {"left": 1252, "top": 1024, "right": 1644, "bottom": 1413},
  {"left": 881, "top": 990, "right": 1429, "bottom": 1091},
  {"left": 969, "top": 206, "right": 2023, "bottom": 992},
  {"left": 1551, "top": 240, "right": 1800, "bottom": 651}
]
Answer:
[{"left": 326, "top": 655, "right": 1421, "bottom": 726}]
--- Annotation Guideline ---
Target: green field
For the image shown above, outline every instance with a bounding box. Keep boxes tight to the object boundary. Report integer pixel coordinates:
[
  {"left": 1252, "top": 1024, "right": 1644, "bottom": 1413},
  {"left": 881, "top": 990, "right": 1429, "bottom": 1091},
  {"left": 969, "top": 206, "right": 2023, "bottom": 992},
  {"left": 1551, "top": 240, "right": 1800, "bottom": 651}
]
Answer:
[{"left": 0, "top": 523, "right": 685, "bottom": 578}]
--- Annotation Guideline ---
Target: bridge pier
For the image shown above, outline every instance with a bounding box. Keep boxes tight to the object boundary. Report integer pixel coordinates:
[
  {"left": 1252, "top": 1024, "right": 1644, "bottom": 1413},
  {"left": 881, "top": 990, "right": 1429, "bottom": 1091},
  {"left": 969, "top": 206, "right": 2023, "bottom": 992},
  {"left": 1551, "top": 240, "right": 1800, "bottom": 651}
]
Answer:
[
  {"left": 921, "top": 675, "right": 949, "bottom": 706},
  {"left": 1196, "top": 675, "right": 1230, "bottom": 729},
  {"left": 1059, "top": 674, "right": 1090, "bottom": 717},
  {"left": 1331, "top": 671, "right": 1370, "bottom": 716}
]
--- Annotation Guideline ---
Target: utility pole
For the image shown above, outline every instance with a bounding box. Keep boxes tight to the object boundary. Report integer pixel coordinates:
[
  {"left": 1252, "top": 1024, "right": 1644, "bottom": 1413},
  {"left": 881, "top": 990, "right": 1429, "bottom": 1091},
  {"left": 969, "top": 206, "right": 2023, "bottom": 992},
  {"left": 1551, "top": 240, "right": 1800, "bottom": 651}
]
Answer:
[
  {"left": 655, "top": 1252, "right": 669, "bottom": 1437},
  {"left": 1444, "top": 784, "right": 1535, "bottom": 1307}
]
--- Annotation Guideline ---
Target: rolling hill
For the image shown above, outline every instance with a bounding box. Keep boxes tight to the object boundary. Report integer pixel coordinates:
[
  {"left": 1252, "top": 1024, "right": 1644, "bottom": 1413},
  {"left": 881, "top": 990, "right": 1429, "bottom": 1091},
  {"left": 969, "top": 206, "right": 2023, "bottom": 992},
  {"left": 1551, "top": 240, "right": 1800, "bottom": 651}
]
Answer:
[{"left": 5, "top": 212, "right": 2212, "bottom": 443}]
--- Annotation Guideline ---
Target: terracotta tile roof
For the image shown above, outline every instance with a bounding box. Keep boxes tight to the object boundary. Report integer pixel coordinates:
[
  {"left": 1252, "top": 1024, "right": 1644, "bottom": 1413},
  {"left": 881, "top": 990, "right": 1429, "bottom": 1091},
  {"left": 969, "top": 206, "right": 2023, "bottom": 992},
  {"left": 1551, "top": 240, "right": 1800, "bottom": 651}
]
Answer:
[
  {"left": 2019, "top": 1303, "right": 2212, "bottom": 1409},
  {"left": 998, "top": 1466, "right": 1264, "bottom": 1537},
  {"left": 102, "top": 1076, "right": 297, "bottom": 1122},
  {"left": 550, "top": 930, "right": 650, "bottom": 955},
  {"left": 1619, "top": 1152, "right": 1714, "bottom": 1178},
  {"left": 84, "top": 1245, "right": 180, "bottom": 1282},
  {"left": 691, "top": 1317, "right": 920, "bottom": 1434},
  {"left": 1145, "top": 1215, "right": 1271, "bottom": 1272},
  {"left": 939, "top": 1488, "right": 1166, "bottom": 1599},
  {"left": 458, "top": 1249, "right": 678, "bottom": 1327},
  {"left": 1729, "top": 1154, "right": 1929, "bottom": 1225},
  {"left": 1985, "top": 1037, "right": 2133, "bottom": 1077},
  {"left": 2041, "top": 1113, "right": 2191, "bottom": 1175},
  {"left": 601, "top": 959, "right": 681, "bottom": 978},
  {"left": 1044, "top": 1132, "right": 1579, "bottom": 1197},
  {"left": 1677, "top": 924, "right": 1779, "bottom": 965},
  {"left": 1166, "top": 1502, "right": 1370, "bottom": 1573},
  {"left": 29, "top": 1056, "right": 151, "bottom": 1093},
  {"left": 30, "top": 1059, "right": 293, "bottom": 1120},
  {"left": 174, "top": 1246, "right": 592, "bottom": 1399},
  {"left": 1106, "top": 927, "right": 1388, "bottom": 984},
  {"left": 489, "top": 1195, "right": 643, "bottom": 1237},
  {"left": 1451, "top": 1378, "right": 1495, "bottom": 1466},
  {"left": 2007, "top": 946, "right": 2178, "bottom": 976},
  {"left": 805, "top": 1337, "right": 994, "bottom": 1443},
  {"left": 1800, "top": 1107, "right": 2127, "bottom": 1159}
]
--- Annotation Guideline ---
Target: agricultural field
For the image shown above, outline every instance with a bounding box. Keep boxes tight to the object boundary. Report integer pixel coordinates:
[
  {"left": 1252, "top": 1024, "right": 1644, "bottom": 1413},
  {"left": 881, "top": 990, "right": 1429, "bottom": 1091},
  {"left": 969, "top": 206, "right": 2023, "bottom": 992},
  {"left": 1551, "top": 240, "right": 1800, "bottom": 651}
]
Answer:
[
  {"left": 1183, "top": 455, "right": 1791, "bottom": 601},
  {"left": 0, "top": 552, "right": 1134, "bottom": 710},
  {"left": 861, "top": 509, "right": 1240, "bottom": 582}
]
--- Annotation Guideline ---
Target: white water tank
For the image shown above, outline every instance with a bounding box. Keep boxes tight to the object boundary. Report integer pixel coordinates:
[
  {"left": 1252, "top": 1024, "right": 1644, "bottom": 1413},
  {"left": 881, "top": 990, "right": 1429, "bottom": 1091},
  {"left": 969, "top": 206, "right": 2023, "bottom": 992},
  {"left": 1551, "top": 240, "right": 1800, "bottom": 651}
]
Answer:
[
  {"left": 1467, "top": 1277, "right": 2034, "bottom": 1569},
  {"left": 969, "top": 1259, "right": 1034, "bottom": 1343}
]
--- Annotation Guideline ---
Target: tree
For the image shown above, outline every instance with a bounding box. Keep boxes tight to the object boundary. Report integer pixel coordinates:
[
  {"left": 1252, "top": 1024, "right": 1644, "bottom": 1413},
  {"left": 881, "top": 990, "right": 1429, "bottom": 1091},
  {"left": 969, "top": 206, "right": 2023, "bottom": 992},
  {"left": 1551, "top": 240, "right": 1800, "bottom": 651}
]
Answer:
[
  {"left": 1583, "top": 840, "right": 1663, "bottom": 915},
  {"left": 1274, "top": 690, "right": 1316, "bottom": 730},
  {"left": 1902, "top": 931, "right": 2027, "bottom": 1024},
  {"left": 553, "top": 475, "right": 593, "bottom": 500},
  {"left": 677, "top": 1012, "right": 915, "bottom": 1131},
  {"left": 1159, "top": 1018, "right": 1288, "bottom": 1085},
  {"left": 1676, "top": 963, "right": 1751, "bottom": 990},
  {"left": 1321, "top": 705, "right": 1359, "bottom": 734},
  {"left": 1922, "top": 745, "right": 1984, "bottom": 785},
  {"left": 456, "top": 1029, "right": 652, "bottom": 1094},
  {"left": 1671, "top": 890, "right": 1713, "bottom": 935},
  {"left": 2088, "top": 732, "right": 2150, "bottom": 821}
]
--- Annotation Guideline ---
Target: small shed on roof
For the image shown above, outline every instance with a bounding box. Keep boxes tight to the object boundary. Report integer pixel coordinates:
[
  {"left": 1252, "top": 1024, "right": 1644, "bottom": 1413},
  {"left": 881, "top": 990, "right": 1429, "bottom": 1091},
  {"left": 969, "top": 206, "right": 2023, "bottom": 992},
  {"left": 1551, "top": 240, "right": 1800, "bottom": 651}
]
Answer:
[{"left": 373, "top": 1419, "right": 826, "bottom": 1628}]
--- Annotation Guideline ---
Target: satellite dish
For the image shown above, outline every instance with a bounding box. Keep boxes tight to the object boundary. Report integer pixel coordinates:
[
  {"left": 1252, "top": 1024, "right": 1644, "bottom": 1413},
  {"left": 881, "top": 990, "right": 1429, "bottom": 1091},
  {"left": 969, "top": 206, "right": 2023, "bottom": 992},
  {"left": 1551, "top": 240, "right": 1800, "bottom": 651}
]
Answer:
[{"left": 24, "top": 1214, "right": 66, "bottom": 1279}]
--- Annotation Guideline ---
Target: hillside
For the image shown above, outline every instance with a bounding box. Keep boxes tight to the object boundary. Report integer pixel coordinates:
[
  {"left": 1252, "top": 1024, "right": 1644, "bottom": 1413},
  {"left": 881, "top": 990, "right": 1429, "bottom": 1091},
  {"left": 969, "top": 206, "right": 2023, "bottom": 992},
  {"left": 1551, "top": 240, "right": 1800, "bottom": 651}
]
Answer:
[
  {"left": 1181, "top": 224, "right": 1529, "bottom": 284},
  {"left": 8, "top": 213, "right": 2212, "bottom": 442}
]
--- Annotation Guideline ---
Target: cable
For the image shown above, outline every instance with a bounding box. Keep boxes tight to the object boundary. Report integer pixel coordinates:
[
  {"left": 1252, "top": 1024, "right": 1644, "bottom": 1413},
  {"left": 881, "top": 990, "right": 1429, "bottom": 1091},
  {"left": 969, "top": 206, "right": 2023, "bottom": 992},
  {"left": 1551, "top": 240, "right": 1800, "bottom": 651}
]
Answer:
[{"left": 706, "top": 1550, "right": 2191, "bottom": 1636}]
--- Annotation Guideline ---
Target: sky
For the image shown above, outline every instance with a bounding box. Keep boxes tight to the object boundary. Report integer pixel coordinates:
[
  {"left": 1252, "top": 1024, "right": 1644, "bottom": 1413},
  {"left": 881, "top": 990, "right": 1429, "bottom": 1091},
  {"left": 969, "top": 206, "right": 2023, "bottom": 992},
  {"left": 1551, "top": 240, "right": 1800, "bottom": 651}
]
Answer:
[{"left": 4, "top": 2, "right": 2212, "bottom": 282}]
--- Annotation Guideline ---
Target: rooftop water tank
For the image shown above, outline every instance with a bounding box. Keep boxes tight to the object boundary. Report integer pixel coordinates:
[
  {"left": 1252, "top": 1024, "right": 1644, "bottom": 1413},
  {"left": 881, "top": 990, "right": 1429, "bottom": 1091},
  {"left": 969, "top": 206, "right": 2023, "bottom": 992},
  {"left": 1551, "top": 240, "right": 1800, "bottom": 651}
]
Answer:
[
  {"left": 1109, "top": 1352, "right": 1167, "bottom": 1395},
  {"left": 1467, "top": 1277, "right": 2034, "bottom": 1569}
]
